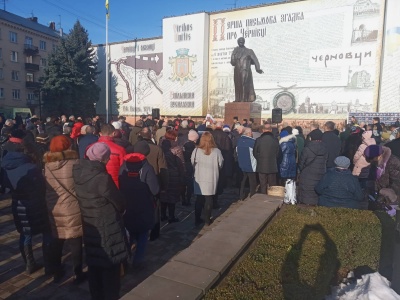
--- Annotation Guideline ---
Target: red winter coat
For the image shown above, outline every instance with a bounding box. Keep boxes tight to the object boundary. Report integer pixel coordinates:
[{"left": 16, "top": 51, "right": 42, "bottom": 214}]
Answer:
[{"left": 97, "top": 136, "right": 126, "bottom": 188}]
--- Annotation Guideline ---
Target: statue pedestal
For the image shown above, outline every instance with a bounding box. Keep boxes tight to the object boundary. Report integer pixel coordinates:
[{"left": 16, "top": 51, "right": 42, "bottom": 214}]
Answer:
[{"left": 225, "top": 102, "right": 262, "bottom": 127}]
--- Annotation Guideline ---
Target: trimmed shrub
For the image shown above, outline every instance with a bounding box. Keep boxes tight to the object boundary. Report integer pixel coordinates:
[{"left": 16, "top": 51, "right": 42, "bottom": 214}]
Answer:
[{"left": 206, "top": 206, "right": 394, "bottom": 300}]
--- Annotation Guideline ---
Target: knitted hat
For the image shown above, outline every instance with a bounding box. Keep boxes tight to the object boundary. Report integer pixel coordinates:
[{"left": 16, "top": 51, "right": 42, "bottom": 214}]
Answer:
[
  {"left": 86, "top": 142, "right": 111, "bottom": 162},
  {"left": 112, "top": 121, "right": 121, "bottom": 130},
  {"left": 188, "top": 130, "right": 199, "bottom": 142},
  {"left": 308, "top": 129, "right": 323, "bottom": 141},
  {"left": 80, "top": 125, "right": 89, "bottom": 135},
  {"left": 364, "top": 145, "right": 383, "bottom": 159},
  {"left": 292, "top": 128, "right": 299, "bottom": 136},
  {"left": 223, "top": 125, "right": 231, "bottom": 132},
  {"left": 133, "top": 140, "right": 150, "bottom": 156},
  {"left": 334, "top": 156, "right": 350, "bottom": 169},
  {"left": 49, "top": 135, "right": 71, "bottom": 152},
  {"left": 280, "top": 130, "right": 289, "bottom": 138}
]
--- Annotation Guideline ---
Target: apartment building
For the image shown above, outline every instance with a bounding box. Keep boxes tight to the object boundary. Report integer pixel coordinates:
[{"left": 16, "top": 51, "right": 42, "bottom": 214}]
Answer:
[{"left": 0, "top": 9, "right": 61, "bottom": 119}]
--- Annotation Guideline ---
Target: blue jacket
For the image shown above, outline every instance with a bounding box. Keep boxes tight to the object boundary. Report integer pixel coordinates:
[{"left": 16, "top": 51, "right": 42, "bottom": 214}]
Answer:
[
  {"left": 236, "top": 135, "right": 256, "bottom": 173},
  {"left": 279, "top": 134, "right": 297, "bottom": 178},
  {"left": 77, "top": 134, "right": 98, "bottom": 158}
]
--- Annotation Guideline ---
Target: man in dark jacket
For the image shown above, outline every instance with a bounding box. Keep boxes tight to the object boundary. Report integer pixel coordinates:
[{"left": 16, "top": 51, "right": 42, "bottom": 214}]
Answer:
[
  {"left": 237, "top": 128, "right": 257, "bottom": 200},
  {"left": 2, "top": 150, "right": 51, "bottom": 274},
  {"left": 77, "top": 125, "right": 98, "bottom": 158},
  {"left": 128, "top": 120, "right": 143, "bottom": 146},
  {"left": 212, "top": 122, "right": 233, "bottom": 206},
  {"left": 322, "top": 121, "right": 341, "bottom": 169},
  {"left": 119, "top": 147, "right": 159, "bottom": 267},
  {"left": 73, "top": 143, "right": 127, "bottom": 300},
  {"left": 44, "top": 117, "right": 62, "bottom": 140},
  {"left": 385, "top": 130, "right": 400, "bottom": 159},
  {"left": 253, "top": 124, "right": 281, "bottom": 194},
  {"left": 316, "top": 156, "right": 365, "bottom": 209}
]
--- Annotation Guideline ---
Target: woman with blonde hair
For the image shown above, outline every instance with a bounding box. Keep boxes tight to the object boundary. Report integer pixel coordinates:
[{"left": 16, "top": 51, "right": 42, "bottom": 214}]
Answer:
[{"left": 191, "top": 132, "right": 224, "bottom": 225}]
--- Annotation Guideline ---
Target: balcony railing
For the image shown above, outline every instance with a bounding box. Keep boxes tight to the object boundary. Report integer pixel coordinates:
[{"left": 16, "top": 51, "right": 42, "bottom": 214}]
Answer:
[
  {"left": 23, "top": 44, "right": 39, "bottom": 56},
  {"left": 25, "top": 63, "right": 39, "bottom": 71},
  {"left": 26, "top": 81, "right": 41, "bottom": 89},
  {"left": 27, "top": 99, "right": 40, "bottom": 106}
]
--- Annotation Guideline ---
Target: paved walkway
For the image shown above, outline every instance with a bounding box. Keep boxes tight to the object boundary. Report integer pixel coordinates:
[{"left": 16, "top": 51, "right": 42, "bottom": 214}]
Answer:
[{"left": 0, "top": 188, "right": 246, "bottom": 300}]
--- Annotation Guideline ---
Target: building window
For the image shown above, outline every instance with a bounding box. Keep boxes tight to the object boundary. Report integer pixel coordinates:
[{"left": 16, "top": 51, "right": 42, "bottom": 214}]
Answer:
[
  {"left": 9, "top": 31, "right": 17, "bottom": 43},
  {"left": 11, "top": 70, "right": 20, "bottom": 81},
  {"left": 0, "top": 68, "right": 3, "bottom": 79},
  {"left": 27, "top": 93, "right": 36, "bottom": 100},
  {"left": 25, "top": 56, "right": 33, "bottom": 63},
  {"left": 25, "top": 36, "right": 33, "bottom": 45},
  {"left": 40, "top": 58, "right": 47, "bottom": 67},
  {"left": 12, "top": 89, "right": 20, "bottom": 100},
  {"left": 10, "top": 51, "right": 18, "bottom": 62},
  {"left": 26, "top": 72, "right": 34, "bottom": 82},
  {"left": 0, "top": 88, "right": 4, "bottom": 98},
  {"left": 40, "top": 40, "right": 46, "bottom": 50},
  {"left": 52, "top": 44, "right": 57, "bottom": 52}
]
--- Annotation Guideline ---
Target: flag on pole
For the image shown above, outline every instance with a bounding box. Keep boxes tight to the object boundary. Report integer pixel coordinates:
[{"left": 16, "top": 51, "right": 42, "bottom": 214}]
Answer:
[{"left": 105, "top": 0, "right": 109, "bottom": 19}]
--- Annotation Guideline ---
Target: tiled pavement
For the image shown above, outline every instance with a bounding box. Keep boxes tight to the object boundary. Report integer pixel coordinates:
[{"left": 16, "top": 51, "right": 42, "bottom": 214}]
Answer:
[{"left": 0, "top": 188, "right": 244, "bottom": 300}]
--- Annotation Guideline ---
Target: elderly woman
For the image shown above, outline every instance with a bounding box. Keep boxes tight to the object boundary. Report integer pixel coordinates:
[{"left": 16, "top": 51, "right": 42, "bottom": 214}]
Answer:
[
  {"left": 364, "top": 145, "right": 400, "bottom": 199},
  {"left": 316, "top": 156, "right": 365, "bottom": 210},
  {"left": 43, "top": 135, "right": 84, "bottom": 284},
  {"left": 191, "top": 132, "right": 224, "bottom": 226}
]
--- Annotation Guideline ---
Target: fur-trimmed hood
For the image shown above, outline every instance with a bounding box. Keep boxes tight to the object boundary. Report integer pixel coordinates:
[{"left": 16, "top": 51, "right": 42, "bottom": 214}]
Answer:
[
  {"left": 43, "top": 150, "right": 79, "bottom": 166},
  {"left": 279, "top": 134, "right": 296, "bottom": 144}
]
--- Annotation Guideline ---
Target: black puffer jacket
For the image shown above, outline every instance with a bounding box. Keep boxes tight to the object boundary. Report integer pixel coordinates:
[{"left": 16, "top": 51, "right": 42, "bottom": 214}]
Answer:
[
  {"left": 1, "top": 152, "right": 48, "bottom": 235},
  {"left": 119, "top": 153, "right": 159, "bottom": 233},
  {"left": 73, "top": 159, "right": 128, "bottom": 268},
  {"left": 298, "top": 141, "right": 328, "bottom": 205}
]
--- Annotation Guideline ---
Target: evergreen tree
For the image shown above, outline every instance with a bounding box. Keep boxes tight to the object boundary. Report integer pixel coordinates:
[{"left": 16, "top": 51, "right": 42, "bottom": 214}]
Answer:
[{"left": 41, "top": 21, "right": 100, "bottom": 117}]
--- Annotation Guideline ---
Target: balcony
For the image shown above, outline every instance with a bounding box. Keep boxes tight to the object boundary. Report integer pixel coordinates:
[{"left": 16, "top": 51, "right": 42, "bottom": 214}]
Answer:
[
  {"left": 23, "top": 44, "right": 39, "bottom": 56},
  {"left": 27, "top": 99, "right": 40, "bottom": 106},
  {"left": 26, "top": 81, "right": 41, "bottom": 89},
  {"left": 25, "top": 63, "right": 39, "bottom": 71}
]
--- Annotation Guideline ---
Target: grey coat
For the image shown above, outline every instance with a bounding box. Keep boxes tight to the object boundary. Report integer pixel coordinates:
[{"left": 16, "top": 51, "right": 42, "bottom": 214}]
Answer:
[{"left": 191, "top": 148, "right": 224, "bottom": 196}]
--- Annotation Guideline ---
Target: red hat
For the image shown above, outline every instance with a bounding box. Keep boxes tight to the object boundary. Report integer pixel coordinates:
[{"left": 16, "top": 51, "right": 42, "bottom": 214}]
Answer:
[{"left": 50, "top": 135, "right": 71, "bottom": 152}]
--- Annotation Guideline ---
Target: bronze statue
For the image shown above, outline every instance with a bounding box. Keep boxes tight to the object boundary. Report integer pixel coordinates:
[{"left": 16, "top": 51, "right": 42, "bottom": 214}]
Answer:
[{"left": 231, "top": 37, "right": 263, "bottom": 102}]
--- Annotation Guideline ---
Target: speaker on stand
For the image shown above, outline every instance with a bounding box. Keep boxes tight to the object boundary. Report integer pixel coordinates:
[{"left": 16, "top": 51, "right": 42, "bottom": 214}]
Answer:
[
  {"left": 152, "top": 108, "right": 160, "bottom": 119},
  {"left": 271, "top": 108, "right": 282, "bottom": 124}
]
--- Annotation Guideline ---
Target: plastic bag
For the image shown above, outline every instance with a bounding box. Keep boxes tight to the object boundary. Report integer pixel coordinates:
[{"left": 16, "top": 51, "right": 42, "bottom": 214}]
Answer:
[{"left": 284, "top": 179, "right": 297, "bottom": 205}]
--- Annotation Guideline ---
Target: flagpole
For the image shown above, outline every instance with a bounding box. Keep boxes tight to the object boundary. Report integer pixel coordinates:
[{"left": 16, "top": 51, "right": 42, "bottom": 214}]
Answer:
[{"left": 105, "top": 2, "right": 109, "bottom": 123}]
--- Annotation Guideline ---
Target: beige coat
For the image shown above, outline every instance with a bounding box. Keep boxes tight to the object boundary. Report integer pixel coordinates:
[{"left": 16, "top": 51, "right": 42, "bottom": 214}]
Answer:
[
  {"left": 43, "top": 150, "right": 82, "bottom": 239},
  {"left": 353, "top": 131, "right": 376, "bottom": 177}
]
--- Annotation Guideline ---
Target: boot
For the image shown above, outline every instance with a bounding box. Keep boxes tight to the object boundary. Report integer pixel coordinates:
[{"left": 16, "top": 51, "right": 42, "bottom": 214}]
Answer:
[
  {"left": 204, "top": 196, "right": 213, "bottom": 226},
  {"left": 24, "top": 245, "right": 41, "bottom": 274},
  {"left": 42, "top": 243, "right": 54, "bottom": 275}
]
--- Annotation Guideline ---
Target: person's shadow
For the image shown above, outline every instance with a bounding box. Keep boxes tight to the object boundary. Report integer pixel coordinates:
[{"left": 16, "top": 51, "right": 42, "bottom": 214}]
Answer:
[{"left": 281, "top": 223, "right": 339, "bottom": 300}]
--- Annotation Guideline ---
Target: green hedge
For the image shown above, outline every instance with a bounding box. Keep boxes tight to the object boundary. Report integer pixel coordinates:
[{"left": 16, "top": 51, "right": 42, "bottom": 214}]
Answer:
[{"left": 206, "top": 206, "right": 394, "bottom": 300}]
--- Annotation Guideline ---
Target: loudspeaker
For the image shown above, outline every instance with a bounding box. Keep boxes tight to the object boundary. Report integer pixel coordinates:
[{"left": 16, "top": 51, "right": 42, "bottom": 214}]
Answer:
[
  {"left": 271, "top": 108, "right": 282, "bottom": 124},
  {"left": 152, "top": 108, "right": 160, "bottom": 119}
]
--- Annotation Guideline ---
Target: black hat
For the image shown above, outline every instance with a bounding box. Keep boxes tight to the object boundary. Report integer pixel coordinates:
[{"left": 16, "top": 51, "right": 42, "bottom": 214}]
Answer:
[
  {"left": 308, "top": 129, "right": 323, "bottom": 141},
  {"left": 134, "top": 140, "right": 150, "bottom": 156},
  {"left": 10, "top": 129, "right": 26, "bottom": 139}
]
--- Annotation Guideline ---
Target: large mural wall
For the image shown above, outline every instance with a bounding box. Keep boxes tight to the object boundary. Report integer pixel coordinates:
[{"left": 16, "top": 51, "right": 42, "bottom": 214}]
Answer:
[
  {"left": 95, "top": 0, "right": 400, "bottom": 119},
  {"left": 379, "top": 0, "right": 400, "bottom": 112},
  {"left": 208, "top": 0, "right": 384, "bottom": 119},
  {"left": 96, "top": 38, "right": 163, "bottom": 116}
]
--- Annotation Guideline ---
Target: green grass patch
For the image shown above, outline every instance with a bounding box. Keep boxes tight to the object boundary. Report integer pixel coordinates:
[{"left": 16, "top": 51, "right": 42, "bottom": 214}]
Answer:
[{"left": 206, "top": 206, "right": 394, "bottom": 300}]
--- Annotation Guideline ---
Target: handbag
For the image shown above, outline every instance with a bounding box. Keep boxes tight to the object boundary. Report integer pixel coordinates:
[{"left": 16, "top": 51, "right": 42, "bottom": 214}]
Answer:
[
  {"left": 284, "top": 179, "right": 297, "bottom": 205},
  {"left": 192, "top": 148, "right": 198, "bottom": 168}
]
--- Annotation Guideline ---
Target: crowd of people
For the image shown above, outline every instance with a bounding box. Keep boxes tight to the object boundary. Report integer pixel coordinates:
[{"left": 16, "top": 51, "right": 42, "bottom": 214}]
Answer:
[{"left": 0, "top": 112, "right": 399, "bottom": 299}]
